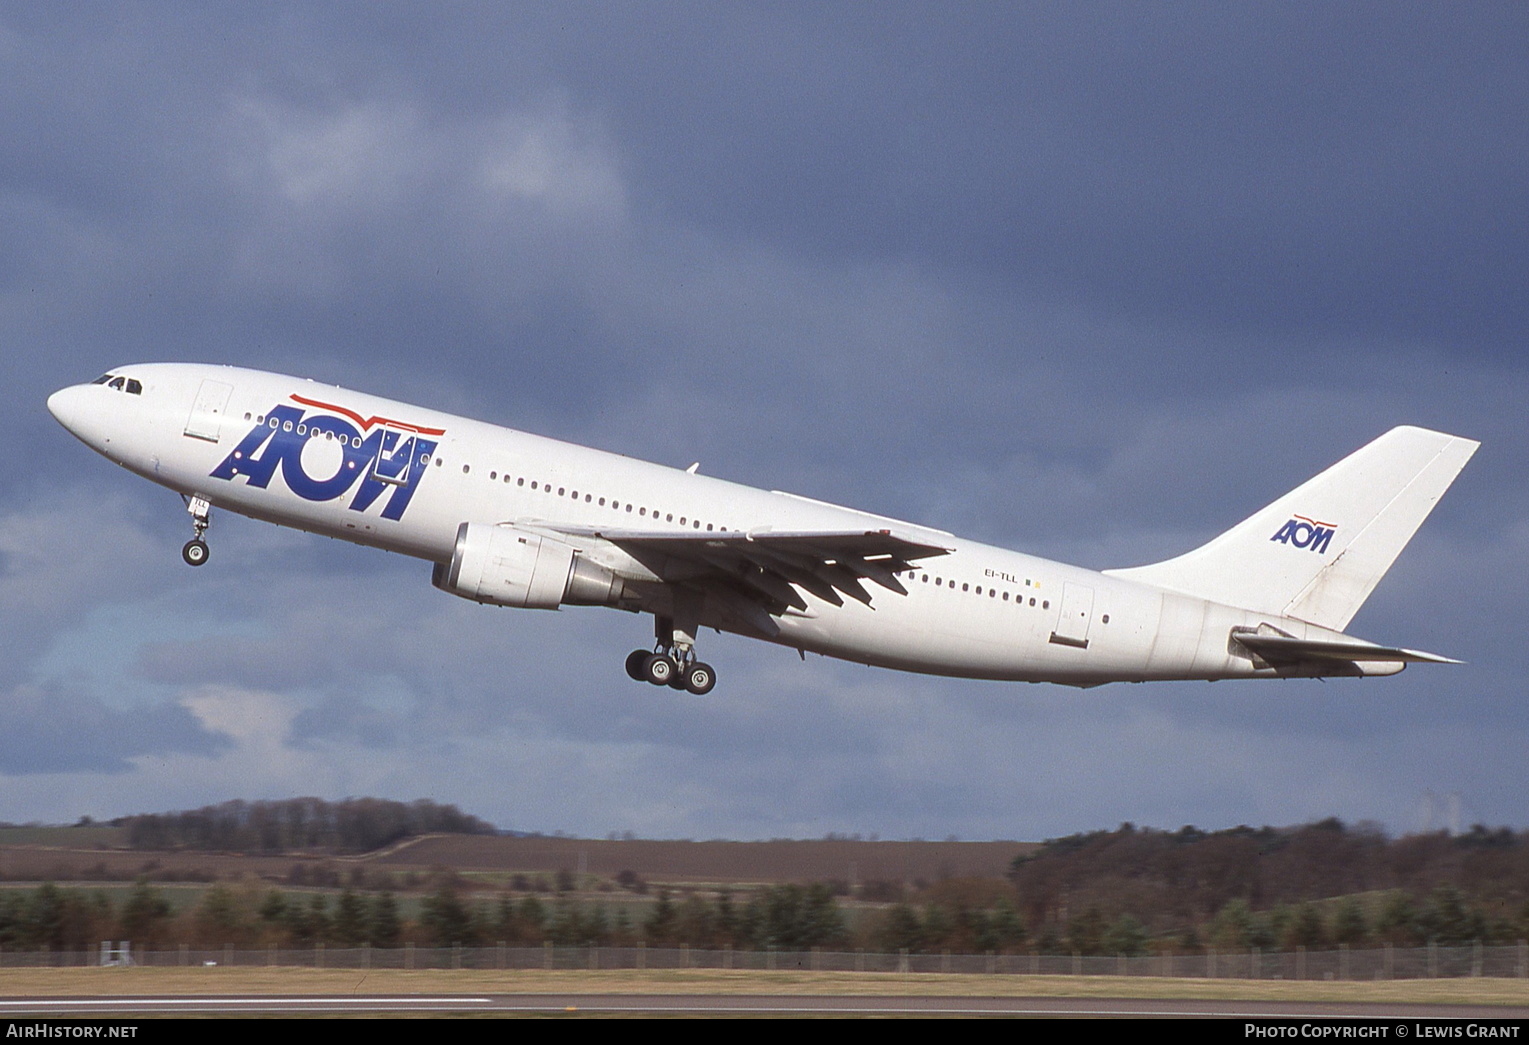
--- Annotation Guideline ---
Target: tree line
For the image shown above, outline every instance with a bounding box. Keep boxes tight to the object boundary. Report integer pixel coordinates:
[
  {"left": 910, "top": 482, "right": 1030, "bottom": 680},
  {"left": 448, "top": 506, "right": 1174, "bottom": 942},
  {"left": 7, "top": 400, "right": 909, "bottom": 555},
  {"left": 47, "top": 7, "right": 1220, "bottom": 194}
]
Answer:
[
  {"left": 0, "top": 876, "right": 1523, "bottom": 955},
  {"left": 1003, "top": 820, "right": 1529, "bottom": 954},
  {"left": 0, "top": 881, "right": 851, "bottom": 952},
  {"left": 121, "top": 798, "right": 495, "bottom": 852}
]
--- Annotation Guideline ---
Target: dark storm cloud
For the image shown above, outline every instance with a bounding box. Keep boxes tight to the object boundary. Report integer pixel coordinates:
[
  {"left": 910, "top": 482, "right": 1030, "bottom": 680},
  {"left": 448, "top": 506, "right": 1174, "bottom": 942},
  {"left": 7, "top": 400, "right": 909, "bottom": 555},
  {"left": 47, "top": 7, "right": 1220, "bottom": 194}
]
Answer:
[
  {"left": 414, "top": 2, "right": 1527, "bottom": 350},
  {"left": 2, "top": 4, "right": 1524, "bottom": 836},
  {"left": 0, "top": 681, "right": 226, "bottom": 773}
]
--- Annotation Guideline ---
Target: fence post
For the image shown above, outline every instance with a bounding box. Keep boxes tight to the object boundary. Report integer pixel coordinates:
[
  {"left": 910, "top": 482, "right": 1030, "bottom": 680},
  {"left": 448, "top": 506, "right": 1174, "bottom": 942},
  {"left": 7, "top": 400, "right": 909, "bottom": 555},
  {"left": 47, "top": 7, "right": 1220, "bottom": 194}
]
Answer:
[
  {"left": 898, "top": 947, "right": 908, "bottom": 974},
  {"left": 1339, "top": 942, "right": 1348, "bottom": 981},
  {"left": 1297, "top": 944, "right": 1306, "bottom": 980},
  {"left": 1473, "top": 940, "right": 1483, "bottom": 978}
]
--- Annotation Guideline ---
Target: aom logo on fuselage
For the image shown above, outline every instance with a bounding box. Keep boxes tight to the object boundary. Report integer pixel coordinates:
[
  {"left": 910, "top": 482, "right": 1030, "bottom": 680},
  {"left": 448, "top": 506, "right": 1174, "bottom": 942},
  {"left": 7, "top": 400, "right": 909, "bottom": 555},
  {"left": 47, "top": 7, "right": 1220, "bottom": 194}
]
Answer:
[
  {"left": 210, "top": 394, "right": 443, "bottom": 521},
  {"left": 1270, "top": 514, "right": 1336, "bottom": 554}
]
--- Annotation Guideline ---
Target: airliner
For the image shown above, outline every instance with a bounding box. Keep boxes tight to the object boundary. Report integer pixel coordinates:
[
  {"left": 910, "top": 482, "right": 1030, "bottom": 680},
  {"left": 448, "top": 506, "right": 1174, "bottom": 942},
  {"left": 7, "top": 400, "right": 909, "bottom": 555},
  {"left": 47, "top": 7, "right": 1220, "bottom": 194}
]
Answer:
[{"left": 48, "top": 364, "right": 1477, "bottom": 695}]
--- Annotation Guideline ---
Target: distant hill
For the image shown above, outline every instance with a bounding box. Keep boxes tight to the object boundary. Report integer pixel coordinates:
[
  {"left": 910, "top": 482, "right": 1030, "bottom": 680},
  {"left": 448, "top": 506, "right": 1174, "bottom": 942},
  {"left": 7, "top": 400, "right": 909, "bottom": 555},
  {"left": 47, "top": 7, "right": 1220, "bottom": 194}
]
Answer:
[{"left": 118, "top": 797, "right": 497, "bottom": 853}]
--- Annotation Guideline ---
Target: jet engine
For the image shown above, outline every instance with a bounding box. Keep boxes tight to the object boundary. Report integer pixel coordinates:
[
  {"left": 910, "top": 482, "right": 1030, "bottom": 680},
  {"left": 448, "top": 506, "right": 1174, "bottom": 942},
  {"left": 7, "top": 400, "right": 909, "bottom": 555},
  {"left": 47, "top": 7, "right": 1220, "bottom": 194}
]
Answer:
[{"left": 432, "top": 522, "right": 629, "bottom": 609}]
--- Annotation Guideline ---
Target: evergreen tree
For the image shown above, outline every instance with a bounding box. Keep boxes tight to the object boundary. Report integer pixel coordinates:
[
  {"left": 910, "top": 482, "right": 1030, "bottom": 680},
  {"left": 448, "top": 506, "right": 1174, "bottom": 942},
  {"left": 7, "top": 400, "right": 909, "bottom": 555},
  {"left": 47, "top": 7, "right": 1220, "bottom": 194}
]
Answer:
[
  {"left": 517, "top": 895, "right": 547, "bottom": 942},
  {"left": 645, "top": 889, "right": 677, "bottom": 945},
  {"left": 1103, "top": 913, "right": 1149, "bottom": 956},
  {"left": 369, "top": 892, "right": 401, "bottom": 948},
  {"left": 194, "top": 884, "right": 245, "bottom": 946},
  {"left": 1287, "top": 903, "right": 1326, "bottom": 950},
  {"left": 119, "top": 878, "right": 172, "bottom": 947},
  {"left": 1066, "top": 906, "right": 1105, "bottom": 956},
  {"left": 987, "top": 899, "right": 1028, "bottom": 952},
  {"left": 1332, "top": 897, "right": 1367, "bottom": 947},
  {"left": 877, "top": 903, "right": 923, "bottom": 953},
  {"left": 1211, "top": 899, "right": 1252, "bottom": 950},
  {"left": 714, "top": 889, "right": 738, "bottom": 947},
  {"left": 1377, "top": 892, "right": 1421, "bottom": 946},
  {"left": 332, "top": 888, "right": 367, "bottom": 947},
  {"left": 421, "top": 886, "right": 473, "bottom": 946}
]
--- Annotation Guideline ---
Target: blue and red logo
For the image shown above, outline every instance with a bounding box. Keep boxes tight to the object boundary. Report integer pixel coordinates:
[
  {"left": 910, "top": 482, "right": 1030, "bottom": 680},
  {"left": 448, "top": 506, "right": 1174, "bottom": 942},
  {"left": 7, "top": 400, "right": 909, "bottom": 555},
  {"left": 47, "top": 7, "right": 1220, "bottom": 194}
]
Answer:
[
  {"left": 210, "top": 394, "right": 443, "bottom": 520},
  {"left": 1270, "top": 514, "right": 1336, "bottom": 554}
]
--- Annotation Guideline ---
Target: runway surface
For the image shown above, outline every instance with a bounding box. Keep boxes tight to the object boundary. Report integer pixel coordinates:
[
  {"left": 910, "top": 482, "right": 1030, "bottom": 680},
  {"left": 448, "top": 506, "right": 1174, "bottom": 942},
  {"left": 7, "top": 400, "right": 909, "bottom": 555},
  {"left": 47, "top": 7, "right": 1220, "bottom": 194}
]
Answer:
[{"left": 4, "top": 994, "right": 1529, "bottom": 1017}]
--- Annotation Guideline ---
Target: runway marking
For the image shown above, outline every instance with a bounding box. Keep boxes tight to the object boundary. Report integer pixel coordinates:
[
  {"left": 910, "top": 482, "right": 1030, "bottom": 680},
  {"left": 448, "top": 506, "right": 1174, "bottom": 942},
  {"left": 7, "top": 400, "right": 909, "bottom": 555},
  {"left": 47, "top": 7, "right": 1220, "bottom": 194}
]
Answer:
[{"left": 0, "top": 997, "right": 492, "bottom": 1009}]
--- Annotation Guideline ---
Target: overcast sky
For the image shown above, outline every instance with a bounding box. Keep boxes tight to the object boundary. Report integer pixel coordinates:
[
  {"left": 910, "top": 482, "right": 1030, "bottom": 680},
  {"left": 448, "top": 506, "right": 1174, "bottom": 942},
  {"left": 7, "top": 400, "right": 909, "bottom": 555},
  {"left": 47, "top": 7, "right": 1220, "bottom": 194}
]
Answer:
[{"left": 3, "top": 2, "right": 1526, "bottom": 841}]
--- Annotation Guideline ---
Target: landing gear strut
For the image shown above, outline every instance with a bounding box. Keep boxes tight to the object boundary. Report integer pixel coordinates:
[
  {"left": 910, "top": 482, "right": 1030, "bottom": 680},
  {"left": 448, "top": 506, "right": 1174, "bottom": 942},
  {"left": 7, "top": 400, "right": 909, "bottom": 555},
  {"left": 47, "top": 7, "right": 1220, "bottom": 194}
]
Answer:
[
  {"left": 181, "top": 495, "right": 212, "bottom": 567},
  {"left": 625, "top": 610, "right": 717, "bottom": 695}
]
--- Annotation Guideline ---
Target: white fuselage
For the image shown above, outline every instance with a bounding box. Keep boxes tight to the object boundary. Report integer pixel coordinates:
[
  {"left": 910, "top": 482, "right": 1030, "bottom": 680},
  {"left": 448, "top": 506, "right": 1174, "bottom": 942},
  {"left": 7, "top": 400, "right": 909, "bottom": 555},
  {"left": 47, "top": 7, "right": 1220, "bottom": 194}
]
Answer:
[{"left": 47, "top": 363, "right": 1390, "bottom": 687}]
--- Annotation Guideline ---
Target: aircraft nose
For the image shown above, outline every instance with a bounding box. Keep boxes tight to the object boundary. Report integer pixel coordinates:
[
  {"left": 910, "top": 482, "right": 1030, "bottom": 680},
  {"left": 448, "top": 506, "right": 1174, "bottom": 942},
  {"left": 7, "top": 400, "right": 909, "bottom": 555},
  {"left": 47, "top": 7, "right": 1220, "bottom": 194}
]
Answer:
[
  {"left": 48, "top": 384, "right": 83, "bottom": 428},
  {"left": 47, "top": 384, "right": 101, "bottom": 444}
]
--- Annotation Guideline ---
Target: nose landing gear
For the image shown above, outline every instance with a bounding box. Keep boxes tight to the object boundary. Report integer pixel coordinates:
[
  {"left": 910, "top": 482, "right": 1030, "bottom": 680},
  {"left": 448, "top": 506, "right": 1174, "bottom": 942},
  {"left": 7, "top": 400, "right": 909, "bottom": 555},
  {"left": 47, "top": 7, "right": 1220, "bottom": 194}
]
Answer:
[{"left": 181, "top": 495, "right": 212, "bottom": 567}]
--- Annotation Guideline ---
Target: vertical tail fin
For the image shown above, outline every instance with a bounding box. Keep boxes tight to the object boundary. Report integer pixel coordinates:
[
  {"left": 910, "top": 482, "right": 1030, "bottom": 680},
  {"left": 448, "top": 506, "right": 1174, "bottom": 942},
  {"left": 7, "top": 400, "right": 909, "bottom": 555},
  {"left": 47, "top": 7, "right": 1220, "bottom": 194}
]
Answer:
[{"left": 1103, "top": 426, "right": 1479, "bottom": 630}]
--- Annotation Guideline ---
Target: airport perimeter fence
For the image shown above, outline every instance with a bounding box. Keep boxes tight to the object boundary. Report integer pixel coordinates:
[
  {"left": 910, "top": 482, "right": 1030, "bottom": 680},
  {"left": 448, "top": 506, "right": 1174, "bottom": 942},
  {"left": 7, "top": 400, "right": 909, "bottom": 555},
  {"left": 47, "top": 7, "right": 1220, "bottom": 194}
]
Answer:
[{"left": 3, "top": 942, "right": 1528, "bottom": 980}]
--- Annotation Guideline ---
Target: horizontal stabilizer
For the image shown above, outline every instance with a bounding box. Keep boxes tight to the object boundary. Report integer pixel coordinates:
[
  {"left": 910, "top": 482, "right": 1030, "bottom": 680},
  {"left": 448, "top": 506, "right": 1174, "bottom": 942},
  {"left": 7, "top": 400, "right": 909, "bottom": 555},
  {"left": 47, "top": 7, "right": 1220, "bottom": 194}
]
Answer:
[{"left": 1233, "top": 632, "right": 1461, "bottom": 666}]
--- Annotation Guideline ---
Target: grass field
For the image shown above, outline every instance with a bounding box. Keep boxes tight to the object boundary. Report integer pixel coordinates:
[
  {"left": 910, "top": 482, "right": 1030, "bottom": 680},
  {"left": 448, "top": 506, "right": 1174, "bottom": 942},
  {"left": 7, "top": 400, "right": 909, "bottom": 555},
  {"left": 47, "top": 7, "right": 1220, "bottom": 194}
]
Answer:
[{"left": 0, "top": 967, "right": 1527, "bottom": 1006}]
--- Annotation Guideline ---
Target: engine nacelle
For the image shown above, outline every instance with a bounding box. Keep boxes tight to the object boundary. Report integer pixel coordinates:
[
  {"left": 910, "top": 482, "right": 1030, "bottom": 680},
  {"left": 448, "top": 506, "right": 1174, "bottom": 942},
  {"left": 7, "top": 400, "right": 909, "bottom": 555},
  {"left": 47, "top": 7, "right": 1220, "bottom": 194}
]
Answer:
[{"left": 432, "top": 522, "right": 628, "bottom": 609}]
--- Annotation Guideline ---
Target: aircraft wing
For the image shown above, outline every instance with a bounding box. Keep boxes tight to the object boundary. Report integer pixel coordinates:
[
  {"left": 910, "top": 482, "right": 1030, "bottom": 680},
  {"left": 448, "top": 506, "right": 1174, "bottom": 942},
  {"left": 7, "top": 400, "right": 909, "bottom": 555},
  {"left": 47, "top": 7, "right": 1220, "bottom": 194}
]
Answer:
[{"left": 547, "top": 524, "right": 953, "bottom": 612}]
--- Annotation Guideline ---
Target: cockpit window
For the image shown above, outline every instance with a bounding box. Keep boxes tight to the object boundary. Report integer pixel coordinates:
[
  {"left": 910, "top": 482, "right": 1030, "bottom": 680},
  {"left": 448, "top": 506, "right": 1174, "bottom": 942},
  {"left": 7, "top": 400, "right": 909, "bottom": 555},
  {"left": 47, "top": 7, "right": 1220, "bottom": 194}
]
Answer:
[{"left": 94, "top": 373, "right": 144, "bottom": 395}]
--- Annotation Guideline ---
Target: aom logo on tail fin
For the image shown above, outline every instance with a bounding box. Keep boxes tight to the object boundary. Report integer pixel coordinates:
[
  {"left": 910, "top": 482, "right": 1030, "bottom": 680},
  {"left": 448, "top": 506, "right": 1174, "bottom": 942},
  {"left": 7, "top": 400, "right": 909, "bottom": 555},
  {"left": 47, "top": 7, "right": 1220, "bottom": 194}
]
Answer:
[
  {"left": 1104, "top": 425, "right": 1478, "bottom": 630},
  {"left": 1270, "top": 515, "right": 1336, "bottom": 554}
]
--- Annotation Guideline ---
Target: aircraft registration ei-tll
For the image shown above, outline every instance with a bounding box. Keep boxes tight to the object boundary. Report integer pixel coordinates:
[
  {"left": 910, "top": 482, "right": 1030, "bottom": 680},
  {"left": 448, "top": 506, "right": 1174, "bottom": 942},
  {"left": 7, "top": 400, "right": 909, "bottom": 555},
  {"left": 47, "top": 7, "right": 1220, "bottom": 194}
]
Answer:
[{"left": 48, "top": 364, "right": 1478, "bottom": 695}]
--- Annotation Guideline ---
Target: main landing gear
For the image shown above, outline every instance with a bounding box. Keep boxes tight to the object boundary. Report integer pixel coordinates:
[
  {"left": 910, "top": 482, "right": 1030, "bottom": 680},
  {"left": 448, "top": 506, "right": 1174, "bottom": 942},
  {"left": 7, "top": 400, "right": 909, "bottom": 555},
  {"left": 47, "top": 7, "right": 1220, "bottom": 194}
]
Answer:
[
  {"left": 624, "top": 648, "right": 716, "bottom": 695},
  {"left": 181, "top": 495, "right": 212, "bottom": 567},
  {"left": 625, "top": 610, "right": 716, "bottom": 695}
]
